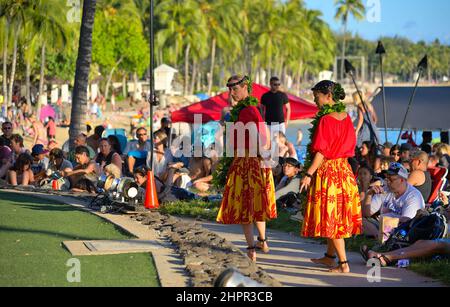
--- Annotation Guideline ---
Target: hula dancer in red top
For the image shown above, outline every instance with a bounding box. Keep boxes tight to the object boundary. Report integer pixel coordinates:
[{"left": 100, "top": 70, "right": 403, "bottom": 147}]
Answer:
[
  {"left": 216, "top": 75, "right": 277, "bottom": 262},
  {"left": 300, "top": 80, "right": 362, "bottom": 273}
]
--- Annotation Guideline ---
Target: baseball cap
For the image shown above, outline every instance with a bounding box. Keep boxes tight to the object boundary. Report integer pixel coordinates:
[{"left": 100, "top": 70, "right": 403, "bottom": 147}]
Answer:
[
  {"left": 385, "top": 162, "right": 409, "bottom": 179},
  {"left": 31, "top": 144, "right": 49, "bottom": 156},
  {"left": 283, "top": 157, "right": 301, "bottom": 168}
]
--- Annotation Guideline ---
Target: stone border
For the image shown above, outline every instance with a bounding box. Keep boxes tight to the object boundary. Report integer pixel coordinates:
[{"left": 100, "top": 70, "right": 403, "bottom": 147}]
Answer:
[{"left": 0, "top": 186, "right": 282, "bottom": 287}]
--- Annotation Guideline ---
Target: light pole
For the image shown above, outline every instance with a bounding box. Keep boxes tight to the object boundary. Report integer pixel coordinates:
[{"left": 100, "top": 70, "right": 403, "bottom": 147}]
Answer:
[{"left": 376, "top": 41, "right": 388, "bottom": 143}]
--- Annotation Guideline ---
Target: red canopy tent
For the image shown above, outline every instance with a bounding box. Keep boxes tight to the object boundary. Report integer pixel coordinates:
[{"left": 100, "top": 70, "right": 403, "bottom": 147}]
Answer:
[{"left": 171, "top": 83, "right": 318, "bottom": 123}]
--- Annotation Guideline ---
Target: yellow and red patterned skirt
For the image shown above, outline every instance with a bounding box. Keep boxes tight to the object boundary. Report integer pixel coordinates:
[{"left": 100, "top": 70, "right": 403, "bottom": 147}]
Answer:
[
  {"left": 217, "top": 157, "right": 277, "bottom": 224},
  {"left": 301, "top": 158, "right": 362, "bottom": 239}
]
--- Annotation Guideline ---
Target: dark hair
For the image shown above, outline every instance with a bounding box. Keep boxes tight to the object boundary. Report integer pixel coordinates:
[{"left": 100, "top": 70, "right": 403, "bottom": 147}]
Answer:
[
  {"left": 94, "top": 125, "right": 105, "bottom": 137},
  {"left": 86, "top": 124, "right": 92, "bottom": 133},
  {"left": 2, "top": 121, "right": 12, "bottom": 128},
  {"left": 75, "top": 145, "right": 89, "bottom": 156},
  {"left": 390, "top": 145, "right": 401, "bottom": 155},
  {"left": 49, "top": 148, "right": 64, "bottom": 160},
  {"left": 358, "top": 161, "right": 375, "bottom": 177},
  {"left": 311, "top": 80, "right": 346, "bottom": 102},
  {"left": 14, "top": 153, "right": 33, "bottom": 172},
  {"left": 270, "top": 76, "right": 280, "bottom": 82},
  {"left": 106, "top": 135, "right": 122, "bottom": 155},
  {"left": 134, "top": 166, "right": 148, "bottom": 177}
]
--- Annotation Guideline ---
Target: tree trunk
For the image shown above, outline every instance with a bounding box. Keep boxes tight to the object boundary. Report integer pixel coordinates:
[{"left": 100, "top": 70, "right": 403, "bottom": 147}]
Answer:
[
  {"left": 38, "top": 42, "right": 47, "bottom": 103},
  {"left": 26, "top": 59, "right": 31, "bottom": 104},
  {"left": 207, "top": 38, "right": 216, "bottom": 96},
  {"left": 2, "top": 19, "right": 9, "bottom": 113},
  {"left": 190, "top": 59, "right": 197, "bottom": 95},
  {"left": 104, "top": 57, "right": 123, "bottom": 101},
  {"left": 133, "top": 72, "right": 138, "bottom": 100},
  {"left": 69, "top": 0, "right": 97, "bottom": 150},
  {"left": 122, "top": 75, "right": 127, "bottom": 98},
  {"left": 183, "top": 43, "right": 190, "bottom": 96},
  {"left": 340, "top": 16, "right": 348, "bottom": 82},
  {"left": 8, "top": 22, "right": 21, "bottom": 108}
]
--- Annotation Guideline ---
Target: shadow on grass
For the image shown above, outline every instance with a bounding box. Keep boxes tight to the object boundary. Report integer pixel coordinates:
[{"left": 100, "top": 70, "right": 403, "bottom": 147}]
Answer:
[{"left": 0, "top": 226, "right": 114, "bottom": 242}]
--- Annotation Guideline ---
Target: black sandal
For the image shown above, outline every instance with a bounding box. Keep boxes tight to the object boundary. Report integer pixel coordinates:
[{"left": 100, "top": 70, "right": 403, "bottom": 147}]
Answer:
[
  {"left": 256, "top": 237, "right": 270, "bottom": 253},
  {"left": 324, "top": 253, "right": 337, "bottom": 259}
]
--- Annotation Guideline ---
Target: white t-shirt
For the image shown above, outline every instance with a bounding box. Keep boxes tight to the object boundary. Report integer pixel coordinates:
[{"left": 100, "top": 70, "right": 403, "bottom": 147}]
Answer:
[
  {"left": 370, "top": 183, "right": 425, "bottom": 219},
  {"left": 147, "top": 149, "right": 172, "bottom": 179}
]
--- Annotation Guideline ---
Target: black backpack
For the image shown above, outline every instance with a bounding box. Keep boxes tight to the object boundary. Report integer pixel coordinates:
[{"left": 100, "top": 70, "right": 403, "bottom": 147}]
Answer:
[{"left": 384, "top": 210, "right": 448, "bottom": 252}]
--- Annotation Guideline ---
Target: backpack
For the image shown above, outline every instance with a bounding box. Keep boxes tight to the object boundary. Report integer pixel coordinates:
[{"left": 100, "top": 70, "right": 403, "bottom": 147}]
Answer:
[{"left": 384, "top": 209, "right": 448, "bottom": 252}]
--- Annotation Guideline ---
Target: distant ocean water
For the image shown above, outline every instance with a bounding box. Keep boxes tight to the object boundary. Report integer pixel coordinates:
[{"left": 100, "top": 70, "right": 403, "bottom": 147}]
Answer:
[{"left": 286, "top": 120, "right": 446, "bottom": 164}]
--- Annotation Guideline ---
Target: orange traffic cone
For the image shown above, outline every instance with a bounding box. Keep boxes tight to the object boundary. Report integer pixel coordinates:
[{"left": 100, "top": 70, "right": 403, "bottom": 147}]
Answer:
[{"left": 144, "top": 170, "right": 159, "bottom": 209}]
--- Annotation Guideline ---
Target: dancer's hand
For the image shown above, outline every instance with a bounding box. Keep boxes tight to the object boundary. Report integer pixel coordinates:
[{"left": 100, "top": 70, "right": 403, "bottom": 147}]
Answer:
[{"left": 300, "top": 176, "right": 311, "bottom": 193}]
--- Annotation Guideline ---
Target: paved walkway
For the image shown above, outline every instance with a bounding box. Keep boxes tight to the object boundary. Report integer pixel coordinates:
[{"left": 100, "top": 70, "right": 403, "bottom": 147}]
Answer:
[{"left": 183, "top": 218, "right": 444, "bottom": 287}]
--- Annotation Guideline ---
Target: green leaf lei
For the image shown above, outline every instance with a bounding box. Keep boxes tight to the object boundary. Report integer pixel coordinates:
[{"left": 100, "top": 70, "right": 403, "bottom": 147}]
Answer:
[
  {"left": 303, "top": 101, "right": 346, "bottom": 172},
  {"left": 212, "top": 94, "right": 259, "bottom": 189}
]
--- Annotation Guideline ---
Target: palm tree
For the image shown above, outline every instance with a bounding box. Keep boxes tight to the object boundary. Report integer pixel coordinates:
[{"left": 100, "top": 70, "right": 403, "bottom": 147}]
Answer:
[
  {"left": 334, "top": 0, "right": 365, "bottom": 81},
  {"left": 69, "top": 0, "right": 97, "bottom": 149},
  {"left": 0, "top": 0, "right": 35, "bottom": 113},
  {"left": 27, "top": 1, "right": 68, "bottom": 106},
  {"left": 197, "top": 0, "right": 240, "bottom": 95}
]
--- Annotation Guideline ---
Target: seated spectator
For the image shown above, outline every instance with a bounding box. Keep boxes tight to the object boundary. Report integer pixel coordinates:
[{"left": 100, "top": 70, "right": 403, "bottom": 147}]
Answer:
[
  {"left": 428, "top": 154, "right": 439, "bottom": 168},
  {"left": 361, "top": 192, "right": 449, "bottom": 265},
  {"left": 360, "top": 238, "right": 450, "bottom": 267},
  {"left": 381, "top": 142, "right": 393, "bottom": 157},
  {"left": 10, "top": 134, "right": 28, "bottom": 164},
  {"left": 408, "top": 150, "right": 432, "bottom": 202},
  {"left": 275, "top": 157, "right": 302, "bottom": 209},
  {"left": 86, "top": 125, "right": 105, "bottom": 152},
  {"left": 0, "top": 144, "right": 13, "bottom": 179},
  {"left": 359, "top": 141, "right": 380, "bottom": 172},
  {"left": 95, "top": 138, "right": 122, "bottom": 177},
  {"left": 155, "top": 117, "right": 173, "bottom": 145},
  {"left": 65, "top": 133, "right": 96, "bottom": 166},
  {"left": 104, "top": 163, "right": 121, "bottom": 179},
  {"left": 390, "top": 145, "right": 401, "bottom": 162},
  {"left": 401, "top": 159, "right": 411, "bottom": 172},
  {"left": 48, "top": 148, "right": 73, "bottom": 177},
  {"left": 400, "top": 143, "right": 413, "bottom": 162},
  {"left": 66, "top": 146, "right": 99, "bottom": 190},
  {"left": 8, "top": 153, "right": 34, "bottom": 186},
  {"left": 377, "top": 156, "right": 395, "bottom": 179},
  {"left": 30, "top": 144, "right": 49, "bottom": 182},
  {"left": 0, "top": 121, "right": 13, "bottom": 147},
  {"left": 274, "top": 131, "right": 297, "bottom": 159},
  {"left": 107, "top": 135, "right": 123, "bottom": 155},
  {"left": 147, "top": 130, "right": 172, "bottom": 180},
  {"left": 435, "top": 143, "right": 450, "bottom": 168},
  {"left": 362, "top": 162, "right": 425, "bottom": 238},
  {"left": 123, "top": 127, "right": 152, "bottom": 174},
  {"left": 357, "top": 163, "right": 375, "bottom": 201}
]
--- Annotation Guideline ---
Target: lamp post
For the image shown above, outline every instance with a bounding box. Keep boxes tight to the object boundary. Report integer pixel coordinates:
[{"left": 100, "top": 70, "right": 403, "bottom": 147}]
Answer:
[{"left": 148, "top": 0, "right": 155, "bottom": 169}]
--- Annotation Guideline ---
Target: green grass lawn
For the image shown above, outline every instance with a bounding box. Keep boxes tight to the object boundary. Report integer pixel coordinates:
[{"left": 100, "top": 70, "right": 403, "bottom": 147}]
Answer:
[{"left": 0, "top": 191, "right": 160, "bottom": 287}]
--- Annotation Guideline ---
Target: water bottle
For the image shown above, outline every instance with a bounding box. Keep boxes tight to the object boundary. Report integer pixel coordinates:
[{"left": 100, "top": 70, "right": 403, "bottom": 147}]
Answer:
[{"left": 397, "top": 259, "right": 410, "bottom": 268}]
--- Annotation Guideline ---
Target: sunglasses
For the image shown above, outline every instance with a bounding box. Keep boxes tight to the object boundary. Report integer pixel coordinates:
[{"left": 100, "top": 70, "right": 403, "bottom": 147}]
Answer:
[
  {"left": 272, "top": 83, "right": 281, "bottom": 86},
  {"left": 137, "top": 134, "right": 147, "bottom": 137},
  {"left": 2, "top": 127, "right": 12, "bottom": 130}
]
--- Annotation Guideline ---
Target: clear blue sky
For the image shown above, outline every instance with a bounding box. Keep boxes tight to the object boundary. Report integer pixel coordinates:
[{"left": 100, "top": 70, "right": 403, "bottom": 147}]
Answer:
[{"left": 303, "top": 0, "right": 450, "bottom": 45}]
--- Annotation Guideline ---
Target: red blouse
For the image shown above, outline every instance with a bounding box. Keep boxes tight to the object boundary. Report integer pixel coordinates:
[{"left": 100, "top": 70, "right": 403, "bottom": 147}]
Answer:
[
  {"left": 232, "top": 105, "right": 267, "bottom": 150},
  {"left": 311, "top": 114, "right": 356, "bottom": 159}
]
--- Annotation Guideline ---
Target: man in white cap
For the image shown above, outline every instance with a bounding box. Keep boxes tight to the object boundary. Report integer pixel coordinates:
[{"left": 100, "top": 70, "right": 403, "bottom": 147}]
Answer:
[{"left": 362, "top": 162, "right": 425, "bottom": 238}]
